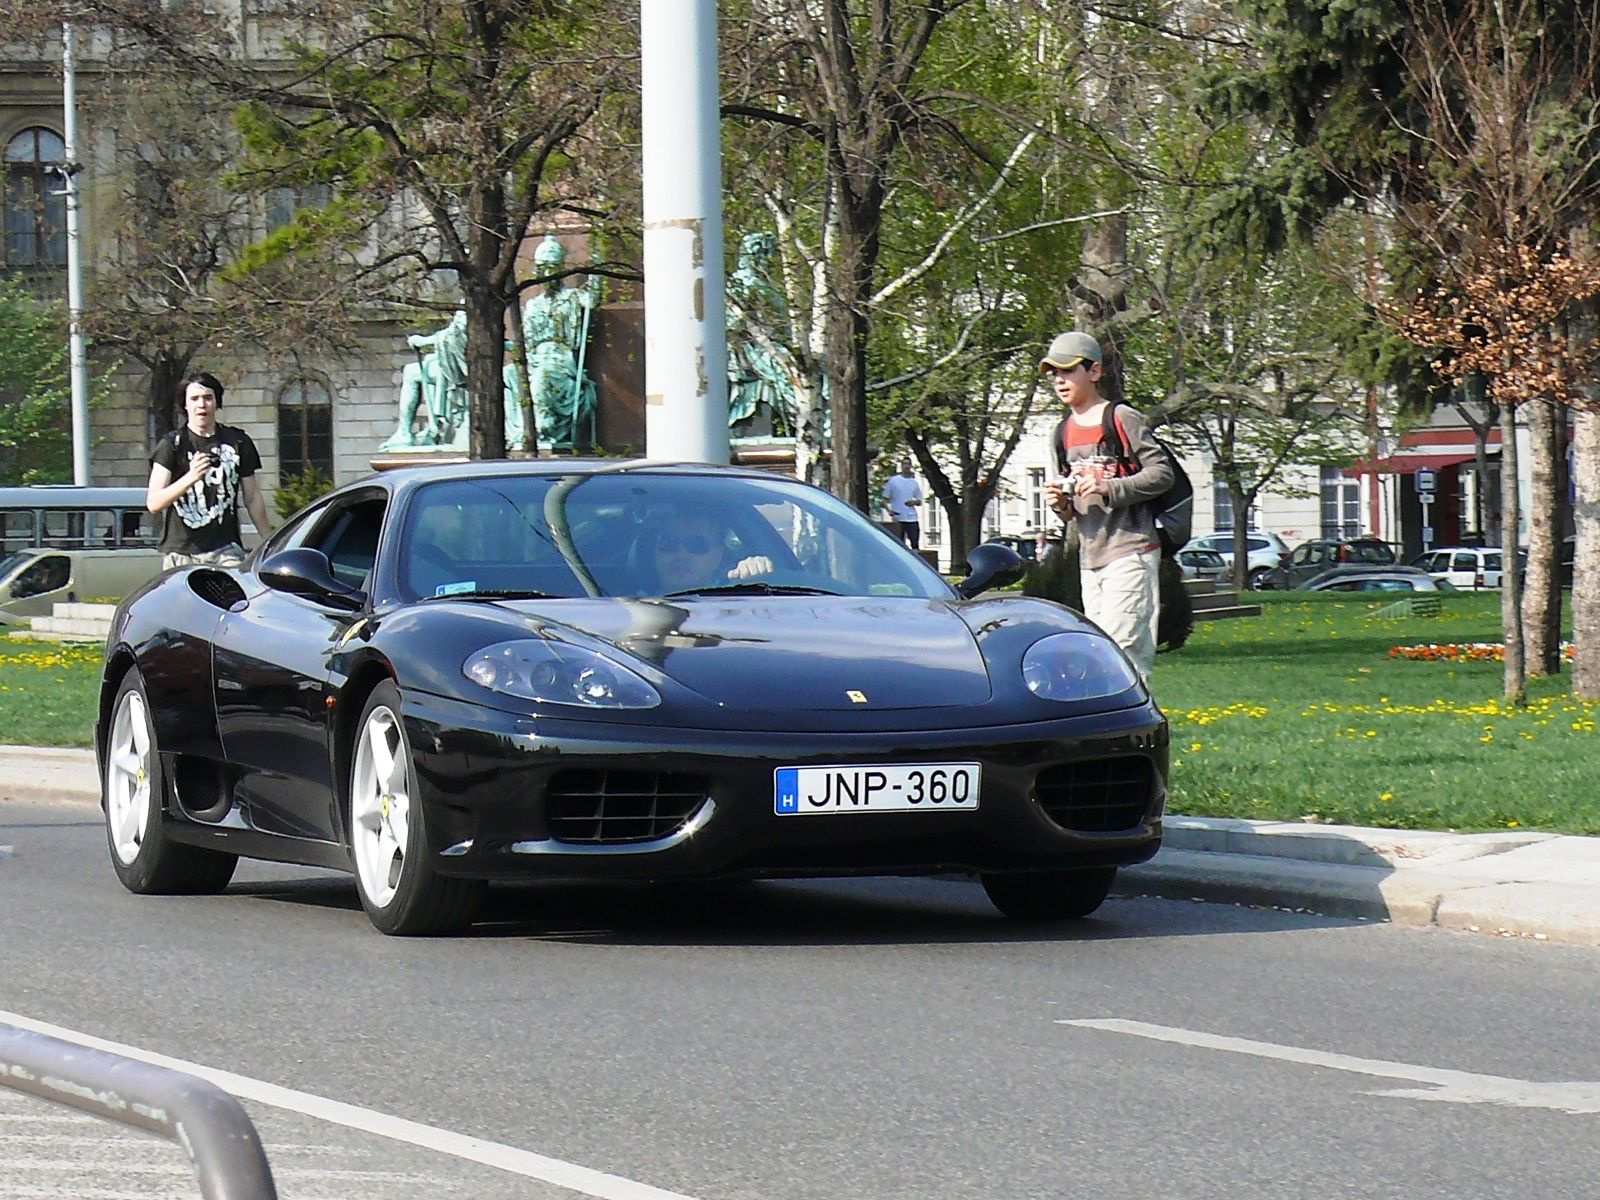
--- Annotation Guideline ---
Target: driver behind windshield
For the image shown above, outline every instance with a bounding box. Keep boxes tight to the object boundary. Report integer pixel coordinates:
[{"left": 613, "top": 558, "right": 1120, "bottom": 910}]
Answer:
[{"left": 651, "top": 509, "right": 774, "bottom": 593}]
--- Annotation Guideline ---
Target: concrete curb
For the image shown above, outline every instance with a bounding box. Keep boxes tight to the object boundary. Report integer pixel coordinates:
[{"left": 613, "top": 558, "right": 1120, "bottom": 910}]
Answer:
[
  {"left": 3, "top": 744, "right": 1598, "bottom": 947},
  {"left": 0, "top": 745, "right": 100, "bottom": 808},
  {"left": 1124, "top": 817, "right": 1600, "bottom": 947}
]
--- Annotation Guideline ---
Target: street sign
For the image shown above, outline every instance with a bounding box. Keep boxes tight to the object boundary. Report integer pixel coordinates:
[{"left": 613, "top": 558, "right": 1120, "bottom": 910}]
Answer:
[
  {"left": 1415, "top": 468, "right": 1436, "bottom": 494},
  {"left": 1422, "top": 525, "right": 1433, "bottom": 543}
]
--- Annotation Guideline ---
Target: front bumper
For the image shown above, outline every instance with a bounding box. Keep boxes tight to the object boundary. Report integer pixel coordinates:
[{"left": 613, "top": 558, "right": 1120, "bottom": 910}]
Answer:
[{"left": 402, "top": 691, "right": 1169, "bottom": 883}]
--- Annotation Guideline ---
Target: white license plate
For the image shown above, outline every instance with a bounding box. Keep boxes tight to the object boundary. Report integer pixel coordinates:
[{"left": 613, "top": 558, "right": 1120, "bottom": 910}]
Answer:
[{"left": 774, "top": 763, "right": 981, "bottom": 815}]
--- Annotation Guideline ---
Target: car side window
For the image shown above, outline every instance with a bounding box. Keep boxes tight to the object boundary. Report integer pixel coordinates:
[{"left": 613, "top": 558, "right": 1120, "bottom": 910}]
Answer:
[
  {"left": 12, "top": 555, "right": 69, "bottom": 598},
  {"left": 1452, "top": 552, "right": 1475, "bottom": 572},
  {"left": 316, "top": 500, "right": 387, "bottom": 590}
]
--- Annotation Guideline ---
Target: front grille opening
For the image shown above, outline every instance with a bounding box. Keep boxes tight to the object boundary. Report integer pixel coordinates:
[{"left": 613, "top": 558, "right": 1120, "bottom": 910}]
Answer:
[
  {"left": 545, "top": 770, "right": 709, "bottom": 844},
  {"left": 1033, "top": 757, "right": 1155, "bottom": 833}
]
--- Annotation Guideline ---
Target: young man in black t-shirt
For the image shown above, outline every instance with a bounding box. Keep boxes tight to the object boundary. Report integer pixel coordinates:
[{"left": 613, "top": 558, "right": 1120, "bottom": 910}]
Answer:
[{"left": 147, "top": 371, "right": 274, "bottom": 568}]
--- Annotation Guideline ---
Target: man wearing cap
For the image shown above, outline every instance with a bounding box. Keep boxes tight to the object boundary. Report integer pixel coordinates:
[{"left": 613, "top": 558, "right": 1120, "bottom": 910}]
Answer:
[{"left": 1040, "top": 331, "right": 1173, "bottom": 684}]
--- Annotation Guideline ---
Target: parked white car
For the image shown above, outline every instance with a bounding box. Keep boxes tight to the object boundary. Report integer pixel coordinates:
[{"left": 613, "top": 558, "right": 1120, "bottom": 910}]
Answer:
[
  {"left": 1181, "top": 531, "right": 1292, "bottom": 590},
  {"left": 1410, "top": 547, "right": 1505, "bottom": 590}
]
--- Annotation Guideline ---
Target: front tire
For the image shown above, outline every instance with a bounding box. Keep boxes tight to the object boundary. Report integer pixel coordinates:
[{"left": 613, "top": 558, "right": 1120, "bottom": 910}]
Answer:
[
  {"left": 103, "top": 670, "right": 237, "bottom": 895},
  {"left": 981, "top": 867, "right": 1116, "bottom": 921},
  {"left": 1247, "top": 567, "right": 1272, "bottom": 591},
  {"left": 348, "top": 681, "right": 485, "bottom": 936}
]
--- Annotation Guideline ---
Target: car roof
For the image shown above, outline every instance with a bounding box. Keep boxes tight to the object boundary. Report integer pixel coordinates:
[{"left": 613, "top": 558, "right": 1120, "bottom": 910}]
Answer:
[
  {"left": 1307, "top": 563, "right": 1429, "bottom": 576},
  {"left": 1300, "top": 564, "right": 1432, "bottom": 588},
  {"left": 343, "top": 458, "right": 796, "bottom": 504},
  {"left": 1307, "top": 571, "right": 1432, "bottom": 589}
]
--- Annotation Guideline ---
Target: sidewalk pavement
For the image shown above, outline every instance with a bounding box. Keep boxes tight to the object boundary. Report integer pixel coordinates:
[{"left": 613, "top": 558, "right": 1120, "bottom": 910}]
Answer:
[{"left": 4, "top": 745, "right": 1598, "bottom": 949}]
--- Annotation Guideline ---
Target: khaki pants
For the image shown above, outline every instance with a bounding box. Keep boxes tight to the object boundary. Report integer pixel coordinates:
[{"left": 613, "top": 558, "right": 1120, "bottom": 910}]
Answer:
[
  {"left": 163, "top": 543, "right": 246, "bottom": 571},
  {"left": 1080, "top": 547, "right": 1160, "bottom": 685}
]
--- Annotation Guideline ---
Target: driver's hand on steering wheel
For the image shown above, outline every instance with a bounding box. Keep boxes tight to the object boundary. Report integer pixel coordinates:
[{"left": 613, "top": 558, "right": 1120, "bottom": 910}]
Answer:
[{"left": 726, "top": 555, "right": 775, "bottom": 581}]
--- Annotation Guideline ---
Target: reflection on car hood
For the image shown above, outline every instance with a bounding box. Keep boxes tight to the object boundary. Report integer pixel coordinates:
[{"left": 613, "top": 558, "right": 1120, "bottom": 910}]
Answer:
[{"left": 509, "top": 595, "right": 993, "bottom": 711}]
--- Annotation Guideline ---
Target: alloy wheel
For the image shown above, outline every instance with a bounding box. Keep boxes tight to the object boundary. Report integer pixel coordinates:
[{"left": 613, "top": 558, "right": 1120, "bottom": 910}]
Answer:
[
  {"left": 351, "top": 704, "right": 411, "bottom": 909},
  {"left": 105, "top": 687, "right": 153, "bottom": 866}
]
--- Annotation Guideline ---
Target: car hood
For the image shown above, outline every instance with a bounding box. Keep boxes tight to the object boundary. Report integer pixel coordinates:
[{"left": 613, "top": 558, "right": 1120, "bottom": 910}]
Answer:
[{"left": 513, "top": 595, "right": 994, "bottom": 711}]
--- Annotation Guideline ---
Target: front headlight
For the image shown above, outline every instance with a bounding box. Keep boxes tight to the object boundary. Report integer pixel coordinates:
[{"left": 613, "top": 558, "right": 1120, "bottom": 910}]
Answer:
[
  {"left": 1021, "top": 632, "right": 1141, "bottom": 702},
  {"left": 463, "top": 639, "right": 660, "bottom": 708}
]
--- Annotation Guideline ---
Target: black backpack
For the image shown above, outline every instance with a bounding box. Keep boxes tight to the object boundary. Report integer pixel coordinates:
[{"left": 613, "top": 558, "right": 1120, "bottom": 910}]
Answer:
[{"left": 1053, "top": 404, "right": 1193, "bottom": 556}]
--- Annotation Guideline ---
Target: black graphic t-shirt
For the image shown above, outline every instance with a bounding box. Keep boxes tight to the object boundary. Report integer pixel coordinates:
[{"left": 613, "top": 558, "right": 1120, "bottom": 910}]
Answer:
[{"left": 149, "top": 424, "right": 262, "bottom": 555}]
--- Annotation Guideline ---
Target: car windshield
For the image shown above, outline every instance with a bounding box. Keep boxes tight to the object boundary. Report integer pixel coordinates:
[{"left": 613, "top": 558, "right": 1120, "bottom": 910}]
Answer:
[
  {"left": 0, "top": 552, "right": 25, "bottom": 583},
  {"left": 396, "top": 471, "right": 953, "bottom": 602}
]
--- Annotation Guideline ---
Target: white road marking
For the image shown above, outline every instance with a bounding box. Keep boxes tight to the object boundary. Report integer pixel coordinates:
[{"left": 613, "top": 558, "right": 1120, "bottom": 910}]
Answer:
[
  {"left": 1063, "top": 1018, "right": 1600, "bottom": 1115},
  {"left": 0, "top": 1010, "right": 703, "bottom": 1200}
]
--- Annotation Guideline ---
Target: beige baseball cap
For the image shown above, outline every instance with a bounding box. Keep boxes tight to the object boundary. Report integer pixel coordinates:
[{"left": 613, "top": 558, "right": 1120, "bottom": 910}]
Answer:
[{"left": 1039, "top": 330, "right": 1103, "bottom": 372}]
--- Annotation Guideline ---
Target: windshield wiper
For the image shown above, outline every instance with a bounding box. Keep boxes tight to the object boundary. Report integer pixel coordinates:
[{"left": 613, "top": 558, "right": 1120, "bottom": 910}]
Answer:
[
  {"left": 418, "top": 588, "right": 563, "bottom": 602},
  {"left": 663, "top": 582, "right": 842, "bottom": 598}
]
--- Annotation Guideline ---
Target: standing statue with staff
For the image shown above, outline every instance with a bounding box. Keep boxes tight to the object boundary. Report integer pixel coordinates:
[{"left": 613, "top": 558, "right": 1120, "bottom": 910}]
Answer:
[{"left": 522, "top": 235, "right": 599, "bottom": 448}]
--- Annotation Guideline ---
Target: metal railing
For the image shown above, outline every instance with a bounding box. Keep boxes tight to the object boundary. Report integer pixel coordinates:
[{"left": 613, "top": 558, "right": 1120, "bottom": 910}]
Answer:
[{"left": 0, "top": 1022, "right": 278, "bottom": 1200}]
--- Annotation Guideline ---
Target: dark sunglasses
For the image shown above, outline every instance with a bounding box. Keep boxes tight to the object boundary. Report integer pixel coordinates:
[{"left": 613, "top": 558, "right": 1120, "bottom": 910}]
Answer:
[{"left": 656, "top": 532, "right": 717, "bottom": 555}]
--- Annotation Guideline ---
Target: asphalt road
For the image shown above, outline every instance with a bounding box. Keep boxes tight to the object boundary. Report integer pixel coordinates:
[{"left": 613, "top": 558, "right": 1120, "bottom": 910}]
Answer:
[{"left": 4, "top": 795, "right": 1599, "bottom": 1200}]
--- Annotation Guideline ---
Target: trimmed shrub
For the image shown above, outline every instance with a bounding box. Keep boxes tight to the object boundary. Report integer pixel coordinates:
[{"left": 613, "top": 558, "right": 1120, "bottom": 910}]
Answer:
[{"left": 275, "top": 466, "right": 334, "bottom": 520}]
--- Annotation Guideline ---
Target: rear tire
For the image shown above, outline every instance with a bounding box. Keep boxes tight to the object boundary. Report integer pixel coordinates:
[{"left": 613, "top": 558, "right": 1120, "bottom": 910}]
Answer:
[
  {"left": 981, "top": 866, "right": 1116, "bottom": 921},
  {"left": 348, "top": 681, "right": 486, "bottom": 935},
  {"left": 103, "top": 670, "right": 237, "bottom": 895}
]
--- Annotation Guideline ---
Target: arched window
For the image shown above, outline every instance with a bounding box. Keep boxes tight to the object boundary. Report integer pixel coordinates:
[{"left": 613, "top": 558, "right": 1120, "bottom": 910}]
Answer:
[
  {"left": 4, "top": 128, "right": 67, "bottom": 269},
  {"left": 277, "top": 378, "right": 334, "bottom": 479}
]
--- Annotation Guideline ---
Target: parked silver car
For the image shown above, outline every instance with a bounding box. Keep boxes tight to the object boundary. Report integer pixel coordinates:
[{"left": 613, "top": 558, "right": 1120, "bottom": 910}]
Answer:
[
  {"left": 1181, "top": 531, "right": 1292, "bottom": 590},
  {"left": 1299, "top": 565, "right": 1455, "bottom": 593},
  {"left": 1173, "top": 546, "right": 1228, "bottom": 582}
]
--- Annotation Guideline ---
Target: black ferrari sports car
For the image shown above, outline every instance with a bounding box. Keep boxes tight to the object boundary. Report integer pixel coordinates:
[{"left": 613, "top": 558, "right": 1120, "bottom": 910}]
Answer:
[{"left": 96, "top": 460, "right": 1168, "bottom": 935}]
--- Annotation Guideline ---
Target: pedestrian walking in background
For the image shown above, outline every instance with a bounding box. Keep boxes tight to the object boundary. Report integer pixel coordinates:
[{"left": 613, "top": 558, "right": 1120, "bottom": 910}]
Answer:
[
  {"left": 880, "top": 459, "right": 924, "bottom": 549},
  {"left": 1040, "top": 332, "right": 1172, "bottom": 684},
  {"left": 146, "top": 371, "right": 273, "bottom": 569}
]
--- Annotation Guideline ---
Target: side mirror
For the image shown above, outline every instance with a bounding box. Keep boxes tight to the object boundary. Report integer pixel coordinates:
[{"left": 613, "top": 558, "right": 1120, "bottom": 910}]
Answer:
[
  {"left": 956, "top": 541, "right": 1026, "bottom": 599},
  {"left": 258, "top": 548, "right": 365, "bottom": 610}
]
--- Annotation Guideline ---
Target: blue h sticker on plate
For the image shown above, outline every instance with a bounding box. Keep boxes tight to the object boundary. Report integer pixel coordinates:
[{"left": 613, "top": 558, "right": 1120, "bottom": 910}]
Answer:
[{"left": 774, "top": 769, "right": 799, "bottom": 814}]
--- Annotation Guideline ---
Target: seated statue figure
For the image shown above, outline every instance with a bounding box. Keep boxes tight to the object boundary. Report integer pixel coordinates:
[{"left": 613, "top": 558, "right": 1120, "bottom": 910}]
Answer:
[
  {"left": 381, "top": 310, "right": 469, "bottom": 450},
  {"left": 726, "top": 231, "right": 800, "bottom": 436},
  {"left": 522, "top": 235, "right": 599, "bottom": 448}
]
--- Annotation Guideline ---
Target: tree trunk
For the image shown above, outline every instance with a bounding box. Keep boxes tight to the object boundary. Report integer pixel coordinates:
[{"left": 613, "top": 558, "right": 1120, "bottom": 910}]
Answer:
[
  {"left": 792, "top": 377, "right": 827, "bottom": 489},
  {"left": 1499, "top": 400, "right": 1526, "bottom": 705},
  {"left": 825, "top": 296, "right": 869, "bottom": 510},
  {"left": 148, "top": 350, "right": 193, "bottom": 442},
  {"left": 1573, "top": 405, "right": 1600, "bottom": 697},
  {"left": 1455, "top": 372, "right": 1496, "bottom": 540},
  {"left": 825, "top": 177, "right": 880, "bottom": 512},
  {"left": 1521, "top": 397, "right": 1563, "bottom": 675},
  {"left": 506, "top": 291, "right": 537, "bottom": 456},
  {"left": 464, "top": 287, "right": 508, "bottom": 461},
  {"left": 1230, "top": 481, "right": 1252, "bottom": 591},
  {"left": 1074, "top": 210, "right": 1129, "bottom": 408}
]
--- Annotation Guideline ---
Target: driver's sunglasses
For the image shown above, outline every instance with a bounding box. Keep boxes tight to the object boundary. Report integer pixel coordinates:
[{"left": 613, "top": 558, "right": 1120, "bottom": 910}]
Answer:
[{"left": 656, "top": 532, "right": 717, "bottom": 555}]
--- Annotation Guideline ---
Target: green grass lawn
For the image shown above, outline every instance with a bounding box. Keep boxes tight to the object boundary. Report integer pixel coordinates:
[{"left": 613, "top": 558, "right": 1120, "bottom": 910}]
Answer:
[
  {"left": 4, "top": 591, "right": 1597, "bottom": 833},
  {"left": 1158, "top": 591, "right": 1599, "bottom": 834},
  {"left": 0, "top": 640, "right": 103, "bottom": 749}
]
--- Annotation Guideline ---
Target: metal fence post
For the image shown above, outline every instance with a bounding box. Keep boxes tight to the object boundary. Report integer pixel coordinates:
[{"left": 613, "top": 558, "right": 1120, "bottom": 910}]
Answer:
[{"left": 0, "top": 1022, "right": 278, "bottom": 1200}]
